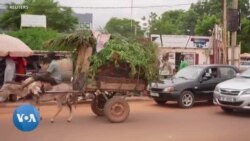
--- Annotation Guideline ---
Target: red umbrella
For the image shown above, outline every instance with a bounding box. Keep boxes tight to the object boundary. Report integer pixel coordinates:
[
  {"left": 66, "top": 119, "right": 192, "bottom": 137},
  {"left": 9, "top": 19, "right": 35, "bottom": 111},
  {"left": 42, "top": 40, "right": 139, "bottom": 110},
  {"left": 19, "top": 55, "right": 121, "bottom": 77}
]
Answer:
[{"left": 0, "top": 34, "right": 33, "bottom": 57}]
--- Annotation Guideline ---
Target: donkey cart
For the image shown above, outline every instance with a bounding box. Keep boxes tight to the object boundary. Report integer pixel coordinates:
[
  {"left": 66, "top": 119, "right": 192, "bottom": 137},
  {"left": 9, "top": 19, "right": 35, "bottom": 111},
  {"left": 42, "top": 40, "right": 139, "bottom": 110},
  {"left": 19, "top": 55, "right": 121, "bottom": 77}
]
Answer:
[{"left": 84, "top": 76, "right": 146, "bottom": 123}]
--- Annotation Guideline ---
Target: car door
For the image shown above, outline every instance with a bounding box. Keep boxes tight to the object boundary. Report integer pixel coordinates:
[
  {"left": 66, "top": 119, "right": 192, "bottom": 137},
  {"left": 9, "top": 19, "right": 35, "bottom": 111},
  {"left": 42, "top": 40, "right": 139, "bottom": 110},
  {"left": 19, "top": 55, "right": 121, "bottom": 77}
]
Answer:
[{"left": 196, "top": 67, "right": 221, "bottom": 100}]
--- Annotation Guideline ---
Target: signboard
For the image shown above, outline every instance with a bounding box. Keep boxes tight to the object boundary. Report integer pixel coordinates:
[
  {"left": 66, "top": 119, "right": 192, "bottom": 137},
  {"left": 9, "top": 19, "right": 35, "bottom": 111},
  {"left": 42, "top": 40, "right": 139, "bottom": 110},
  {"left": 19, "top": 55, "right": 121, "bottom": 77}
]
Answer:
[
  {"left": 190, "top": 38, "right": 209, "bottom": 48},
  {"left": 21, "top": 14, "right": 46, "bottom": 28}
]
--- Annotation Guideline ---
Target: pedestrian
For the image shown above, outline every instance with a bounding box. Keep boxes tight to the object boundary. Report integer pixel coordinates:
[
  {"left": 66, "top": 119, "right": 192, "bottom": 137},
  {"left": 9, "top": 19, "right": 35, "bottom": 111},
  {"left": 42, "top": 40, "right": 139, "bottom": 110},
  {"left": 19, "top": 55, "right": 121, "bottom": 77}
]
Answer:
[
  {"left": 21, "top": 52, "right": 62, "bottom": 89},
  {"left": 15, "top": 57, "right": 27, "bottom": 82},
  {"left": 4, "top": 56, "right": 16, "bottom": 82},
  {"left": 160, "top": 53, "right": 172, "bottom": 79},
  {"left": 178, "top": 54, "right": 188, "bottom": 71}
]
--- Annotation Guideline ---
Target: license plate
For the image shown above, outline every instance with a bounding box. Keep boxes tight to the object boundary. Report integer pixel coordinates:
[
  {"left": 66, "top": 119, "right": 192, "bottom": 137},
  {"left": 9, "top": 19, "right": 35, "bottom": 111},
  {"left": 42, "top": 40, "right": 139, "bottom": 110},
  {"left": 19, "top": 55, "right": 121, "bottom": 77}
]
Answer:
[
  {"left": 219, "top": 96, "right": 236, "bottom": 102},
  {"left": 150, "top": 92, "right": 159, "bottom": 97}
]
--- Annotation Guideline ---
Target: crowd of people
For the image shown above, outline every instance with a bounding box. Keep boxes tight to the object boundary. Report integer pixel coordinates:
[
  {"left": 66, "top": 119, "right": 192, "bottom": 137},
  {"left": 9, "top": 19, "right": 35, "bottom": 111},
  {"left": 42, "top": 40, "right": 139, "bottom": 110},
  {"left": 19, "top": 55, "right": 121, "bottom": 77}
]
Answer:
[
  {"left": 3, "top": 56, "right": 27, "bottom": 83},
  {"left": 159, "top": 53, "right": 189, "bottom": 78}
]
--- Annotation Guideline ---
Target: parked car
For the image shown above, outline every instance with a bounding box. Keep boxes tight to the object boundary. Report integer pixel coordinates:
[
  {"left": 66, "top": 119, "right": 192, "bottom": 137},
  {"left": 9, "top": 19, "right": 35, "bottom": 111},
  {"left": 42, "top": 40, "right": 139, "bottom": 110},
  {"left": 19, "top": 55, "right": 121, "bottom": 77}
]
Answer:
[
  {"left": 239, "top": 60, "right": 250, "bottom": 72},
  {"left": 149, "top": 64, "right": 239, "bottom": 108},
  {"left": 214, "top": 69, "right": 250, "bottom": 113}
]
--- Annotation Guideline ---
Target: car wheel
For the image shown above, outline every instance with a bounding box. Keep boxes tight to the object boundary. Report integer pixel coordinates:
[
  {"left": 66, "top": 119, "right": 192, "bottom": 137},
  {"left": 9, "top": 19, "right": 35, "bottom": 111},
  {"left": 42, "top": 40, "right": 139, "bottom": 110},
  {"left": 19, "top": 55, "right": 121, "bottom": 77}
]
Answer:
[
  {"left": 154, "top": 99, "right": 167, "bottom": 105},
  {"left": 178, "top": 90, "right": 194, "bottom": 108},
  {"left": 221, "top": 107, "right": 234, "bottom": 113}
]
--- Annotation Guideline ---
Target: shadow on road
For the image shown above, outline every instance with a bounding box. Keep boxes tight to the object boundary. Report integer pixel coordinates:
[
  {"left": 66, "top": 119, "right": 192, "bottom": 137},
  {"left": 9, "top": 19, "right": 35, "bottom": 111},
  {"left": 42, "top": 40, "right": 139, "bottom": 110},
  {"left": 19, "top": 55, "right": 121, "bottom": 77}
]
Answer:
[
  {"left": 150, "top": 101, "right": 215, "bottom": 109},
  {"left": 215, "top": 110, "right": 250, "bottom": 118}
]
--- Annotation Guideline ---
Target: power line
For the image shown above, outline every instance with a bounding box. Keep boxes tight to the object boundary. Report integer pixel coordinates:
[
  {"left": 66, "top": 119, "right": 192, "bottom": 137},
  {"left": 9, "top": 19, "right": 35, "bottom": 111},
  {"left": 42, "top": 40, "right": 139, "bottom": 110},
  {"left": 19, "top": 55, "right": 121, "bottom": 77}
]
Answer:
[{"left": 0, "top": 3, "right": 192, "bottom": 9}]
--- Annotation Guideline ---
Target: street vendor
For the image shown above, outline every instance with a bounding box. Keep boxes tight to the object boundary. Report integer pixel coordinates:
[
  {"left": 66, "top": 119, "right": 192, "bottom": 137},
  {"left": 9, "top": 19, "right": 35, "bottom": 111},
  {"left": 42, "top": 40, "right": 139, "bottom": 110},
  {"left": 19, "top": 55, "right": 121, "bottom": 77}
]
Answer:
[{"left": 21, "top": 52, "right": 62, "bottom": 89}]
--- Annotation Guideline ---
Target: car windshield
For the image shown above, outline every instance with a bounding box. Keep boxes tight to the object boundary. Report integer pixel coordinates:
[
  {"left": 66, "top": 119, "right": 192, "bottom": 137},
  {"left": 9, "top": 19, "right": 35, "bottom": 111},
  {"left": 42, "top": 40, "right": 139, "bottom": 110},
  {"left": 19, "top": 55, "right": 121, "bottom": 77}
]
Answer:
[
  {"left": 175, "top": 66, "right": 203, "bottom": 80},
  {"left": 240, "top": 69, "right": 250, "bottom": 78}
]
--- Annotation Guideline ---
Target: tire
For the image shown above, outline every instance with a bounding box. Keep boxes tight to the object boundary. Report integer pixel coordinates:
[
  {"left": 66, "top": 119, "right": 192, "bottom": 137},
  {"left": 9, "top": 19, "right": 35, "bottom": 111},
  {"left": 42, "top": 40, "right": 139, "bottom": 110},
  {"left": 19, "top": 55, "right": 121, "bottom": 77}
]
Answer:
[
  {"left": 154, "top": 99, "right": 167, "bottom": 105},
  {"left": 178, "top": 90, "right": 195, "bottom": 108},
  {"left": 91, "top": 94, "right": 106, "bottom": 116},
  {"left": 221, "top": 107, "right": 234, "bottom": 113},
  {"left": 104, "top": 97, "right": 130, "bottom": 123}
]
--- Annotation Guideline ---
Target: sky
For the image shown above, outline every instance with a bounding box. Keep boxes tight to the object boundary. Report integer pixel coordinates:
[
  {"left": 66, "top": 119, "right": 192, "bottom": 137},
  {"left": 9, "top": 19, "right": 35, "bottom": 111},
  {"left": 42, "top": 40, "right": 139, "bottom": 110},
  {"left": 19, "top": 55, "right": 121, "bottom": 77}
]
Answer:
[{"left": 0, "top": 0, "right": 199, "bottom": 29}]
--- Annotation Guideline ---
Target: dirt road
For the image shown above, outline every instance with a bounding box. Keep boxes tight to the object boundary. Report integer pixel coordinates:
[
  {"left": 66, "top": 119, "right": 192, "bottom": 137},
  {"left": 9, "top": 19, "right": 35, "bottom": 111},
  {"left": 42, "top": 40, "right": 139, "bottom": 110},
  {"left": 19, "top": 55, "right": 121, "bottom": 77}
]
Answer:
[{"left": 1, "top": 98, "right": 250, "bottom": 141}]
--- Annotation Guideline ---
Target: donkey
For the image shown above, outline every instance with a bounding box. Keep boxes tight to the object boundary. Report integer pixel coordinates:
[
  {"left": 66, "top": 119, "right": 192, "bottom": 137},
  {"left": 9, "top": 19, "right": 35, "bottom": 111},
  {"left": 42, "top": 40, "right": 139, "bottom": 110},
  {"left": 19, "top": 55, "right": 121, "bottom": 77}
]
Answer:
[{"left": 0, "top": 77, "right": 76, "bottom": 123}]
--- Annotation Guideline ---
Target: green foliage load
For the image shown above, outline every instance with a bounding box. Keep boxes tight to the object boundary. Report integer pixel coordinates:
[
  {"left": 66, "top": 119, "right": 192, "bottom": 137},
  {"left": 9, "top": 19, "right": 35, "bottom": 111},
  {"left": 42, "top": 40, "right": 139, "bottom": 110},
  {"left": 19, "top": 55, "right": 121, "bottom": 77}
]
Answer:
[
  {"left": 89, "top": 35, "right": 159, "bottom": 82},
  {"left": 43, "top": 31, "right": 159, "bottom": 82},
  {"left": 44, "top": 30, "right": 96, "bottom": 51}
]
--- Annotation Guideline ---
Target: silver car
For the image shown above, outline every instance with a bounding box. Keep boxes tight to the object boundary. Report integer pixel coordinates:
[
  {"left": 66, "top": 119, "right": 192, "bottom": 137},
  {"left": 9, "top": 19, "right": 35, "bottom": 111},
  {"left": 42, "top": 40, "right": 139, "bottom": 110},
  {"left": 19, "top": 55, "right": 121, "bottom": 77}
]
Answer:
[{"left": 214, "top": 69, "right": 250, "bottom": 112}]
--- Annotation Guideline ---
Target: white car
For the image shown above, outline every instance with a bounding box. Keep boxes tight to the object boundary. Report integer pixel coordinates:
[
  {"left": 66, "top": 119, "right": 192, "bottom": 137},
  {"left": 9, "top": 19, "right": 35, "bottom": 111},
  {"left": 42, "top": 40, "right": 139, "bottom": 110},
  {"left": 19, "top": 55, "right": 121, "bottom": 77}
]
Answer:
[
  {"left": 240, "top": 61, "right": 250, "bottom": 72},
  {"left": 214, "top": 69, "right": 250, "bottom": 112}
]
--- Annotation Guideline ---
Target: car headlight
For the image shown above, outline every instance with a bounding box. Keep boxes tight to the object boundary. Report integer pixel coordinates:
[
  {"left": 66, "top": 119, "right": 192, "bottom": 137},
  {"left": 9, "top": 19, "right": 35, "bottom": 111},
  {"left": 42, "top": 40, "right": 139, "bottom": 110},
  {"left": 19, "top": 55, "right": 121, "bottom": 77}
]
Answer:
[
  {"left": 163, "top": 87, "right": 175, "bottom": 92},
  {"left": 242, "top": 89, "right": 250, "bottom": 95},
  {"left": 214, "top": 86, "right": 220, "bottom": 92}
]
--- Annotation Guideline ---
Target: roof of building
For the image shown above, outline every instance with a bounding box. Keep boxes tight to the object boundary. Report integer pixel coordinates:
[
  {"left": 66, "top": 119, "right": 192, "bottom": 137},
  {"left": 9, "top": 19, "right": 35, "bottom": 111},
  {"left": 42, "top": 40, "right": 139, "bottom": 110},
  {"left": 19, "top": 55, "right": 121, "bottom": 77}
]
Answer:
[{"left": 151, "top": 34, "right": 212, "bottom": 49}]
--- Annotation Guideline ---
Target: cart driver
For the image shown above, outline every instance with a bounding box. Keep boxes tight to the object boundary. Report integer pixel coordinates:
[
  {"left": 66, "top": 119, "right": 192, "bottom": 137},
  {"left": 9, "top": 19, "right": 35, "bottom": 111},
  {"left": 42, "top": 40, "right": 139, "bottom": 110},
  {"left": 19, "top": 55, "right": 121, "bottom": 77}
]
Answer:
[{"left": 21, "top": 52, "right": 62, "bottom": 89}]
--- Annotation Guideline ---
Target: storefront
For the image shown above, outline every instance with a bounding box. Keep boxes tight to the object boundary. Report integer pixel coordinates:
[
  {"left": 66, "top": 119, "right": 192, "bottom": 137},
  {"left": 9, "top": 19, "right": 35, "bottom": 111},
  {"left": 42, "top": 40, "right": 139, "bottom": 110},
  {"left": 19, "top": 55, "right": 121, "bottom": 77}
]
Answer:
[{"left": 151, "top": 34, "right": 212, "bottom": 71}]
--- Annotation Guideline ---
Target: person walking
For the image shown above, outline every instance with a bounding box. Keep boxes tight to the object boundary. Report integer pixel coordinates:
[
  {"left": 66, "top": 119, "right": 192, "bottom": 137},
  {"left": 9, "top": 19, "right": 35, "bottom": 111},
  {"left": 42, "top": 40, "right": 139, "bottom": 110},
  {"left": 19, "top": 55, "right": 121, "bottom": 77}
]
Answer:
[
  {"left": 160, "top": 53, "right": 172, "bottom": 79},
  {"left": 15, "top": 57, "right": 27, "bottom": 82},
  {"left": 178, "top": 55, "right": 188, "bottom": 71},
  {"left": 4, "top": 56, "right": 16, "bottom": 82}
]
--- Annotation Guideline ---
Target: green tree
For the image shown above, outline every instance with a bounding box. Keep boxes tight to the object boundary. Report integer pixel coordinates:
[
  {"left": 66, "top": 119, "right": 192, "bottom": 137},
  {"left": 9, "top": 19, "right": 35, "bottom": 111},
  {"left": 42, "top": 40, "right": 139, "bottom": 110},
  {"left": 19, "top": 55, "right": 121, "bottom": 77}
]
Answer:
[
  {"left": 190, "top": 0, "right": 223, "bottom": 20},
  {"left": 105, "top": 18, "right": 144, "bottom": 37},
  {"left": 8, "top": 28, "right": 59, "bottom": 50},
  {"left": 0, "top": 0, "right": 77, "bottom": 32},
  {"left": 180, "top": 9, "right": 199, "bottom": 35},
  {"left": 148, "top": 12, "right": 158, "bottom": 34},
  {"left": 238, "top": 19, "right": 250, "bottom": 53},
  {"left": 149, "top": 10, "right": 186, "bottom": 35},
  {"left": 195, "top": 14, "right": 219, "bottom": 36}
]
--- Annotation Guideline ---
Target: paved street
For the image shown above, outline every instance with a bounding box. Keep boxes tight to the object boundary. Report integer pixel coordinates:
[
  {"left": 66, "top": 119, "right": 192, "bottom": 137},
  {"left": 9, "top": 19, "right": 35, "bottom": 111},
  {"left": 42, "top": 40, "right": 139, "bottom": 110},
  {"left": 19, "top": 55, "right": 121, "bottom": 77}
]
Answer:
[{"left": 1, "top": 97, "right": 250, "bottom": 141}]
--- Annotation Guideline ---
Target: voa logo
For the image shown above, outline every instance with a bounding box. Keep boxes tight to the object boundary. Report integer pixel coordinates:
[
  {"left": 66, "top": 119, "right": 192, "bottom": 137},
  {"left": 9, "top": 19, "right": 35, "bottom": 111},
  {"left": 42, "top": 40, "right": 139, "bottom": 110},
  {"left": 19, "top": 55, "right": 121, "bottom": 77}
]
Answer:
[
  {"left": 13, "top": 104, "right": 40, "bottom": 132},
  {"left": 16, "top": 113, "right": 37, "bottom": 123}
]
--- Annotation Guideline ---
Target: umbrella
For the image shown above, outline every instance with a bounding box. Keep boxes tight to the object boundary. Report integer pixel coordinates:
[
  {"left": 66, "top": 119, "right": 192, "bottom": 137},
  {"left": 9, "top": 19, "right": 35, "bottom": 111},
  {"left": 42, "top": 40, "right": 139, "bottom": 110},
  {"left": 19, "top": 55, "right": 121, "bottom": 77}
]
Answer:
[
  {"left": 240, "top": 53, "right": 250, "bottom": 58},
  {"left": 0, "top": 34, "right": 33, "bottom": 57}
]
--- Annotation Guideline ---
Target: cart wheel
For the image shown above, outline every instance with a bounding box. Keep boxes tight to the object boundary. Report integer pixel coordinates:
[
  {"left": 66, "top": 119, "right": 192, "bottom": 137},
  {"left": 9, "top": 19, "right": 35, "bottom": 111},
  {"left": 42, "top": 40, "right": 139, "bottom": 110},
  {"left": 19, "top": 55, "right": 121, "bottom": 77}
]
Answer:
[
  {"left": 91, "top": 94, "right": 106, "bottom": 116},
  {"left": 104, "top": 97, "right": 130, "bottom": 123}
]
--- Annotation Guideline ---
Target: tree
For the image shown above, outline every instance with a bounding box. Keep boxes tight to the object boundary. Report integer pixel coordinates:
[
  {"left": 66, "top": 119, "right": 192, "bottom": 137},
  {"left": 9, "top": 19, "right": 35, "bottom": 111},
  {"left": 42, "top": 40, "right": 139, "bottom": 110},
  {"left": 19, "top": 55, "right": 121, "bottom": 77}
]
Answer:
[
  {"left": 149, "top": 10, "right": 186, "bottom": 35},
  {"left": 148, "top": 12, "right": 158, "bottom": 34},
  {"left": 0, "top": 0, "right": 77, "bottom": 32},
  {"left": 180, "top": 10, "right": 199, "bottom": 35},
  {"left": 195, "top": 14, "right": 219, "bottom": 36},
  {"left": 238, "top": 19, "right": 250, "bottom": 53},
  {"left": 190, "top": 0, "right": 223, "bottom": 20},
  {"left": 8, "top": 28, "right": 59, "bottom": 50},
  {"left": 105, "top": 18, "right": 144, "bottom": 37}
]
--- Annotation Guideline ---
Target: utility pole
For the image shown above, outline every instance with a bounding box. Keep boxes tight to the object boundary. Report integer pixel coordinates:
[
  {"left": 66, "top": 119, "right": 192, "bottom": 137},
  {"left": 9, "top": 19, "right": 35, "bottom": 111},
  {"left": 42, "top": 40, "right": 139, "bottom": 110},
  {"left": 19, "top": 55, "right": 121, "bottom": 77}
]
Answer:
[
  {"left": 223, "top": 0, "right": 228, "bottom": 64},
  {"left": 231, "top": 0, "right": 238, "bottom": 65}
]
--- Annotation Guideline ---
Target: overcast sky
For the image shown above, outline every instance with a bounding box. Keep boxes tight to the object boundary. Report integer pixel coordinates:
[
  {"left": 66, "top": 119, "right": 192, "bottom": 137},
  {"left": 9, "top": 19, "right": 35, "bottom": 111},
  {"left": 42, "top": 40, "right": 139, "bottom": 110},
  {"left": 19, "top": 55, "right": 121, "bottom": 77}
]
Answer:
[{"left": 1, "top": 0, "right": 199, "bottom": 29}]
